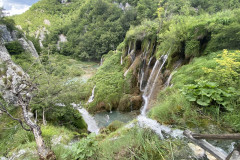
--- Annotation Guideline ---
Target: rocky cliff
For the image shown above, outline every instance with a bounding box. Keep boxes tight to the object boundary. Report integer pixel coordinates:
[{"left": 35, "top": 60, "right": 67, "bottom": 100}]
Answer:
[
  {"left": 0, "top": 24, "right": 39, "bottom": 59},
  {"left": 0, "top": 43, "right": 29, "bottom": 104}
]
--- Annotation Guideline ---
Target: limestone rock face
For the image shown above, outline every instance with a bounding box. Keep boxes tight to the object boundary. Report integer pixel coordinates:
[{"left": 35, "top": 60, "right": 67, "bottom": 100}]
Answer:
[
  {"left": 57, "top": 34, "right": 67, "bottom": 50},
  {"left": 0, "top": 44, "right": 29, "bottom": 104},
  {"left": 18, "top": 38, "right": 39, "bottom": 58},
  {"left": 35, "top": 27, "right": 48, "bottom": 48},
  {"left": 0, "top": 25, "right": 13, "bottom": 42}
]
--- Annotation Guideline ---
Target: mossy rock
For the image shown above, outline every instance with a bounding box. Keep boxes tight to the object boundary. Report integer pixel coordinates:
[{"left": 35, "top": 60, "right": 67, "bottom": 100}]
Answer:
[
  {"left": 130, "top": 95, "right": 143, "bottom": 110},
  {"left": 107, "top": 120, "right": 125, "bottom": 132},
  {"left": 118, "top": 94, "right": 131, "bottom": 112},
  {"left": 118, "top": 94, "right": 142, "bottom": 112}
]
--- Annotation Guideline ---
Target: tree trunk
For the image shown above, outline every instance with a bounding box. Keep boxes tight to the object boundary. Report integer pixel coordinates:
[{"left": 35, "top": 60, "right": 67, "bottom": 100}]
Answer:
[
  {"left": 43, "top": 108, "right": 47, "bottom": 126},
  {"left": 35, "top": 110, "right": 37, "bottom": 123},
  {"left": 21, "top": 104, "right": 55, "bottom": 160}
]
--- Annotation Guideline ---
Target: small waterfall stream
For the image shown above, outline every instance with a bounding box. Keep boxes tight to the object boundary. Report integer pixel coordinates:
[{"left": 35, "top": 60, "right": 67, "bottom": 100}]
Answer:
[
  {"left": 100, "top": 57, "right": 104, "bottom": 66},
  {"left": 72, "top": 103, "right": 100, "bottom": 134},
  {"left": 77, "top": 107, "right": 100, "bottom": 134},
  {"left": 141, "top": 55, "right": 168, "bottom": 115},
  {"left": 87, "top": 85, "right": 96, "bottom": 104},
  {"left": 135, "top": 52, "right": 184, "bottom": 139}
]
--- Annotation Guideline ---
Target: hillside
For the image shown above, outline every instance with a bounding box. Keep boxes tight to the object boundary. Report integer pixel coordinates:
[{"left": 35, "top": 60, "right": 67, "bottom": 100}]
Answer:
[{"left": 1, "top": 0, "right": 240, "bottom": 159}]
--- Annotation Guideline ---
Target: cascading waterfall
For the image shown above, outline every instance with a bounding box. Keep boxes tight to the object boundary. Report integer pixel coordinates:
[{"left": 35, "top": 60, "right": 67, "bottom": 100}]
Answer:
[
  {"left": 134, "top": 51, "right": 185, "bottom": 140},
  {"left": 140, "top": 58, "right": 161, "bottom": 115},
  {"left": 121, "top": 56, "right": 123, "bottom": 65},
  {"left": 87, "top": 85, "right": 96, "bottom": 104},
  {"left": 139, "top": 43, "right": 151, "bottom": 91},
  {"left": 71, "top": 103, "right": 100, "bottom": 134}
]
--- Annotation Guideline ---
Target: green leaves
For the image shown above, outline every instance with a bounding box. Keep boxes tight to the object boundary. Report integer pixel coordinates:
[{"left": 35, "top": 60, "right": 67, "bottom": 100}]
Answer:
[
  {"left": 63, "top": 134, "right": 98, "bottom": 160},
  {"left": 181, "top": 80, "right": 239, "bottom": 109}
]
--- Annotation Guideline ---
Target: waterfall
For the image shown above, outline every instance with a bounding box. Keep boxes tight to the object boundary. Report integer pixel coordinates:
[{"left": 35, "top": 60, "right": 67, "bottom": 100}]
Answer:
[
  {"left": 121, "top": 56, "right": 123, "bottom": 65},
  {"left": 71, "top": 103, "right": 99, "bottom": 134},
  {"left": 165, "top": 73, "right": 174, "bottom": 88},
  {"left": 129, "top": 49, "right": 135, "bottom": 62},
  {"left": 147, "top": 55, "right": 168, "bottom": 99},
  {"left": 140, "top": 55, "right": 168, "bottom": 116},
  {"left": 77, "top": 107, "right": 99, "bottom": 134},
  {"left": 140, "top": 59, "right": 161, "bottom": 115},
  {"left": 100, "top": 57, "right": 104, "bottom": 66},
  {"left": 139, "top": 43, "right": 152, "bottom": 91},
  {"left": 137, "top": 115, "right": 183, "bottom": 139},
  {"left": 164, "top": 60, "right": 182, "bottom": 87},
  {"left": 87, "top": 86, "right": 96, "bottom": 104}
]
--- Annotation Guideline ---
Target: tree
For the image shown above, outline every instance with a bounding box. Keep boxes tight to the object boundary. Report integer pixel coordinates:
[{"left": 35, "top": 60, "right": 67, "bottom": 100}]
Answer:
[
  {"left": 0, "top": 46, "right": 56, "bottom": 159},
  {"left": 0, "top": 77, "right": 56, "bottom": 160}
]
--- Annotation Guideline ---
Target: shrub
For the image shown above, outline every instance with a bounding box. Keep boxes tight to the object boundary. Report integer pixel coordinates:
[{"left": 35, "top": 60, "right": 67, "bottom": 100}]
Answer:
[
  {"left": 62, "top": 134, "right": 98, "bottom": 160},
  {"left": 5, "top": 41, "right": 24, "bottom": 55}
]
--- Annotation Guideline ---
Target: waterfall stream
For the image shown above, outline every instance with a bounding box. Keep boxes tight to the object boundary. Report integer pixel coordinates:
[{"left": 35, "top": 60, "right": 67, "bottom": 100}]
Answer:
[
  {"left": 87, "top": 85, "right": 96, "bottom": 104},
  {"left": 135, "top": 53, "right": 185, "bottom": 140},
  {"left": 72, "top": 103, "right": 100, "bottom": 134}
]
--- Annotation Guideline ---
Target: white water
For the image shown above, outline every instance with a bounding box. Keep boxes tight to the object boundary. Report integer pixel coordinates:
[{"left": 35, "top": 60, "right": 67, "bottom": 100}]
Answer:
[
  {"left": 137, "top": 116, "right": 184, "bottom": 139},
  {"left": 121, "top": 56, "right": 123, "bottom": 65},
  {"left": 100, "top": 57, "right": 104, "bottom": 66},
  {"left": 135, "top": 53, "right": 185, "bottom": 140},
  {"left": 147, "top": 55, "right": 168, "bottom": 99},
  {"left": 140, "top": 55, "right": 169, "bottom": 115},
  {"left": 87, "top": 85, "right": 96, "bottom": 104},
  {"left": 72, "top": 103, "right": 99, "bottom": 134}
]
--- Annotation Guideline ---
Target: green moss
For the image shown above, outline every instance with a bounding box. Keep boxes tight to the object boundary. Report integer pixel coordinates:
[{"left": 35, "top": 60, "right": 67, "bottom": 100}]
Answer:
[{"left": 88, "top": 51, "right": 124, "bottom": 111}]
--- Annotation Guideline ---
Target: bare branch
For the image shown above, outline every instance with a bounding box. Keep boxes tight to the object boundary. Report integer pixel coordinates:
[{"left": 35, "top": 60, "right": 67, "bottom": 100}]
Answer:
[{"left": 0, "top": 102, "right": 31, "bottom": 131}]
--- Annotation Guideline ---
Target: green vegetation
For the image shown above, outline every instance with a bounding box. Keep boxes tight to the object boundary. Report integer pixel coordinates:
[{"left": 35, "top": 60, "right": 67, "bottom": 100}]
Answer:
[
  {"left": 150, "top": 50, "right": 240, "bottom": 131},
  {"left": 88, "top": 51, "right": 124, "bottom": 111},
  {"left": 5, "top": 41, "right": 24, "bottom": 55},
  {"left": 2, "top": 0, "right": 240, "bottom": 159}
]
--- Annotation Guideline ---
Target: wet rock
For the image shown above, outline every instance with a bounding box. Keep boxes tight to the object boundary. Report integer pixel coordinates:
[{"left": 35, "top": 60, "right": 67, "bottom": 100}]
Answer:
[
  {"left": 118, "top": 95, "right": 142, "bottom": 112},
  {"left": 130, "top": 95, "right": 142, "bottom": 110}
]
